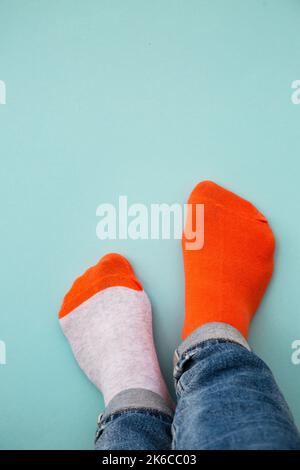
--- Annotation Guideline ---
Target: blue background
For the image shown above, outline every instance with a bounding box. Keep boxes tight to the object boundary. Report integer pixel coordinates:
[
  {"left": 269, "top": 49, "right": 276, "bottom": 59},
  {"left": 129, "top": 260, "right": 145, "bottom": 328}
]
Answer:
[{"left": 0, "top": 0, "right": 300, "bottom": 449}]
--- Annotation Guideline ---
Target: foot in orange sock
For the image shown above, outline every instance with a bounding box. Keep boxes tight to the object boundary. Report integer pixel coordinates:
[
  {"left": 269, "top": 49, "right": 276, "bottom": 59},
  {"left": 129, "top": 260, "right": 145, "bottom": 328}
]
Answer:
[
  {"left": 59, "top": 253, "right": 172, "bottom": 410},
  {"left": 182, "top": 181, "right": 275, "bottom": 340}
]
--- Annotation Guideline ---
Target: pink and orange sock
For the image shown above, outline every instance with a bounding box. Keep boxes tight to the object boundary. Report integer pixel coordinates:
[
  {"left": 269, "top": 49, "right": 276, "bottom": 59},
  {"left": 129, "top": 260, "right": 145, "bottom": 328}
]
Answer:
[{"left": 59, "top": 253, "right": 172, "bottom": 408}]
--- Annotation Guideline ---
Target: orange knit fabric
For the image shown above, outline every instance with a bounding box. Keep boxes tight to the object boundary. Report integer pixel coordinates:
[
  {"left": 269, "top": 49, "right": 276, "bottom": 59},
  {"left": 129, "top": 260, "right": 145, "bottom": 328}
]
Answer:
[
  {"left": 59, "top": 253, "right": 142, "bottom": 319},
  {"left": 182, "top": 181, "right": 275, "bottom": 339}
]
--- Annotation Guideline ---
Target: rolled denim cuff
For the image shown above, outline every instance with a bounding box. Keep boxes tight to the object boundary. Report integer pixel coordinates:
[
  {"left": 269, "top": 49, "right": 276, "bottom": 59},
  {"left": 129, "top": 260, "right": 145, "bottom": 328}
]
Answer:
[
  {"left": 174, "top": 322, "right": 251, "bottom": 367},
  {"left": 98, "top": 388, "right": 174, "bottom": 425}
]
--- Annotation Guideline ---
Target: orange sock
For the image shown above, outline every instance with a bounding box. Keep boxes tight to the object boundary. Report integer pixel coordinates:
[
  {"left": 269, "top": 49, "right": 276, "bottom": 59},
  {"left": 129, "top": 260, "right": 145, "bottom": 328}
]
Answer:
[
  {"left": 182, "top": 181, "right": 275, "bottom": 339},
  {"left": 59, "top": 253, "right": 142, "bottom": 319}
]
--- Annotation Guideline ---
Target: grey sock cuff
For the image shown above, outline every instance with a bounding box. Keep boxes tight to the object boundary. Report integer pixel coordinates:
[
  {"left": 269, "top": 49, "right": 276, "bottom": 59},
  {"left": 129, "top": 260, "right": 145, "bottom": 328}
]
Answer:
[
  {"left": 99, "top": 388, "right": 174, "bottom": 424},
  {"left": 174, "top": 322, "right": 251, "bottom": 365}
]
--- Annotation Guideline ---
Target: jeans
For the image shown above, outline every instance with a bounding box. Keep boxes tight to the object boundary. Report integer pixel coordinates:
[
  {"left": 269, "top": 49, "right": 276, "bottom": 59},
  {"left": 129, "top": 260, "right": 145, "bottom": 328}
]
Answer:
[{"left": 95, "top": 323, "right": 300, "bottom": 450}]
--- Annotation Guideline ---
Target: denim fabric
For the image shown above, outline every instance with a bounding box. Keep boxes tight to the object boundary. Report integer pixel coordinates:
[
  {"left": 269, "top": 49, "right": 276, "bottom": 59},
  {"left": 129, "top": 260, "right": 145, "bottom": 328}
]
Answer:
[
  {"left": 94, "top": 409, "right": 172, "bottom": 450},
  {"left": 172, "top": 339, "right": 300, "bottom": 450},
  {"left": 95, "top": 339, "right": 300, "bottom": 450}
]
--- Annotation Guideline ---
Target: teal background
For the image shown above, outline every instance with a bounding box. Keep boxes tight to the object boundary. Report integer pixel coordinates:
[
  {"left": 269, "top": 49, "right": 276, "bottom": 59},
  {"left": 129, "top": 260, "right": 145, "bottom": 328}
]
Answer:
[{"left": 0, "top": 0, "right": 300, "bottom": 449}]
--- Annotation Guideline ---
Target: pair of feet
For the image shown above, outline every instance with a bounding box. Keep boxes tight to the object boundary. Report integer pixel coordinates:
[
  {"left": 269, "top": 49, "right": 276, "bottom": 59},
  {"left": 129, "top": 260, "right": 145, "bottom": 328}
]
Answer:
[{"left": 58, "top": 181, "right": 275, "bottom": 408}]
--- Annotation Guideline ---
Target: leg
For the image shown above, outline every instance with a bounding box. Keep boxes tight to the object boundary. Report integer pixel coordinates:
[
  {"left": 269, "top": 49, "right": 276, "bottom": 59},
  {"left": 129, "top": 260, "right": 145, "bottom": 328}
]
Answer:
[
  {"left": 173, "top": 324, "right": 300, "bottom": 449},
  {"left": 95, "top": 389, "right": 172, "bottom": 450},
  {"left": 58, "top": 253, "right": 173, "bottom": 450},
  {"left": 175, "top": 181, "right": 300, "bottom": 449}
]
